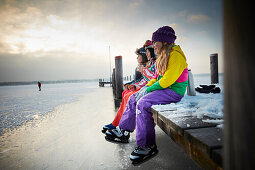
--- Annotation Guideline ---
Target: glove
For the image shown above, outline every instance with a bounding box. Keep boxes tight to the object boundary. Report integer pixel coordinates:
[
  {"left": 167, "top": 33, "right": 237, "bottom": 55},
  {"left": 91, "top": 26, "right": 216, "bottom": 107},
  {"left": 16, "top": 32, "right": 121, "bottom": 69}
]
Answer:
[
  {"left": 135, "top": 86, "right": 148, "bottom": 102},
  {"left": 128, "top": 84, "right": 136, "bottom": 91}
]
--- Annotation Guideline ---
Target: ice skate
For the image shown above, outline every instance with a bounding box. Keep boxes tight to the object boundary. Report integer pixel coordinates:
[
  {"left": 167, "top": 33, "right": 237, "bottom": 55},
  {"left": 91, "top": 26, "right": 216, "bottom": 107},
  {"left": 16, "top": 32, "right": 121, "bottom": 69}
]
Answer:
[
  {"left": 102, "top": 123, "right": 115, "bottom": 133},
  {"left": 130, "top": 145, "right": 158, "bottom": 164},
  {"left": 105, "top": 127, "right": 130, "bottom": 143}
]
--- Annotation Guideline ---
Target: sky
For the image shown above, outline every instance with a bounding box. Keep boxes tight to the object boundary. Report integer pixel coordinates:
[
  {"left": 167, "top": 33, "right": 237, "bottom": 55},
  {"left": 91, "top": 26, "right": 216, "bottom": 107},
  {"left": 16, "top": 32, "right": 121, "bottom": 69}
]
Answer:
[{"left": 0, "top": 0, "right": 222, "bottom": 82}]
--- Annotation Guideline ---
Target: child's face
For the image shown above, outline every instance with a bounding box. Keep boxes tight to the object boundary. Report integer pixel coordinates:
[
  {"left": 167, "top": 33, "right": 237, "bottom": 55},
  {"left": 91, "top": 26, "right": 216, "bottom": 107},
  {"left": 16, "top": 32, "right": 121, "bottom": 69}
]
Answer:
[
  {"left": 137, "top": 55, "right": 143, "bottom": 64},
  {"left": 153, "top": 41, "right": 163, "bottom": 55},
  {"left": 146, "top": 49, "right": 151, "bottom": 60}
]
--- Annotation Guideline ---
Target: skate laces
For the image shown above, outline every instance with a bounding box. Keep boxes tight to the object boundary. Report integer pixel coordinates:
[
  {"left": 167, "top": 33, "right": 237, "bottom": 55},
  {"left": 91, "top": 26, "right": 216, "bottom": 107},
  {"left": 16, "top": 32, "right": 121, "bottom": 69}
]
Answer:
[
  {"left": 115, "top": 127, "right": 129, "bottom": 136},
  {"left": 135, "top": 146, "right": 151, "bottom": 152},
  {"left": 135, "top": 146, "right": 142, "bottom": 151},
  {"left": 115, "top": 127, "right": 123, "bottom": 135}
]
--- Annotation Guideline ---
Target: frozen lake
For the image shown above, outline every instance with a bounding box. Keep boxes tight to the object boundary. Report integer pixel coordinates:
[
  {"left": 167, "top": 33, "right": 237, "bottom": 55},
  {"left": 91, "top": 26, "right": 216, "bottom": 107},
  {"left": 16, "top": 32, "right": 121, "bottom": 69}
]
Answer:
[
  {"left": 0, "top": 85, "right": 201, "bottom": 170},
  {"left": 0, "top": 81, "right": 98, "bottom": 135},
  {"left": 0, "top": 74, "right": 223, "bottom": 169},
  {"left": 0, "top": 74, "right": 223, "bottom": 136}
]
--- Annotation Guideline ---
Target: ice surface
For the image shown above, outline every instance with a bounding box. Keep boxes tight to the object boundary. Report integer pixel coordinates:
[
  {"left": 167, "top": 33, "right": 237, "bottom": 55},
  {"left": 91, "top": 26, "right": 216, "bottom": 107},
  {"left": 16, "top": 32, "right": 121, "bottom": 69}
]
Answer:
[{"left": 0, "top": 81, "right": 98, "bottom": 135}]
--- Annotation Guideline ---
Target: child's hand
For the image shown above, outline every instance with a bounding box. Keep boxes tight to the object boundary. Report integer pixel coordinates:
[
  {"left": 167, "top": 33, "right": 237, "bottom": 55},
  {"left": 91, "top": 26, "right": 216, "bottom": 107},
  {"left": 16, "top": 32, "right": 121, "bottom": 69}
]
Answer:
[
  {"left": 124, "top": 84, "right": 129, "bottom": 91},
  {"left": 137, "top": 65, "right": 145, "bottom": 72},
  {"left": 128, "top": 85, "right": 136, "bottom": 91}
]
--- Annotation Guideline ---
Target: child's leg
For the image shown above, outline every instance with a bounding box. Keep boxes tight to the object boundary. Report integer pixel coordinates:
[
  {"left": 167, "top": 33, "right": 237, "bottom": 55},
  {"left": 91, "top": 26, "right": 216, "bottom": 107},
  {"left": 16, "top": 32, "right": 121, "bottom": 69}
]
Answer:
[
  {"left": 118, "top": 93, "right": 138, "bottom": 132},
  {"left": 136, "top": 88, "right": 183, "bottom": 147},
  {"left": 112, "top": 90, "right": 139, "bottom": 127},
  {"left": 122, "top": 90, "right": 131, "bottom": 98}
]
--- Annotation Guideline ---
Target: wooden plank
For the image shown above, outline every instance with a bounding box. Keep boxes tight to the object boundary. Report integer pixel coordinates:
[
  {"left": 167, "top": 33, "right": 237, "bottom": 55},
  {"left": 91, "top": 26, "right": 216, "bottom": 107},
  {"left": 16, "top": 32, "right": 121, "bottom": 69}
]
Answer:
[
  {"left": 184, "top": 127, "right": 223, "bottom": 156},
  {"left": 154, "top": 111, "right": 222, "bottom": 170},
  {"left": 151, "top": 108, "right": 158, "bottom": 124},
  {"left": 158, "top": 113, "right": 217, "bottom": 136},
  {"left": 211, "top": 148, "right": 223, "bottom": 167},
  {"left": 186, "top": 139, "right": 223, "bottom": 170}
]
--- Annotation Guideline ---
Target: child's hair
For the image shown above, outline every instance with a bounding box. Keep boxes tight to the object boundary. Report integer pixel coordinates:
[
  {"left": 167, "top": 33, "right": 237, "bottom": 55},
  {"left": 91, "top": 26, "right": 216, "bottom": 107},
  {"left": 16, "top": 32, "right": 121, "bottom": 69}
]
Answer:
[
  {"left": 143, "top": 40, "right": 156, "bottom": 67},
  {"left": 156, "top": 42, "right": 173, "bottom": 75},
  {"left": 147, "top": 48, "right": 156, "bottom": 60},
  {"left": 145, "top": 48, "right": 156, "bottom": 68},
  {"left": 140, "top": 53, "right": 148, "bottom": 64}
]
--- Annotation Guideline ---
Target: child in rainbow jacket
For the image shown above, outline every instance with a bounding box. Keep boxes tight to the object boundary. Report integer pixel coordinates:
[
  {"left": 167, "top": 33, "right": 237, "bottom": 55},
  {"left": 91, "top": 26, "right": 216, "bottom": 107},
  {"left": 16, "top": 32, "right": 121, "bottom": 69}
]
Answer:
[{"left": 102, "top": 42, "right": 156, "bottom": 133}]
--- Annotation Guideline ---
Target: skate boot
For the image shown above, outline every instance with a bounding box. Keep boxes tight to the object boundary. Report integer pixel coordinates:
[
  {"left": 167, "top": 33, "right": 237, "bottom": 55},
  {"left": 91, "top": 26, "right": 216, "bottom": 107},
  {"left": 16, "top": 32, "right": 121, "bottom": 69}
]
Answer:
[
  {"left": 130, "top": 145, "right": 158, "bottom": 164},
  {"left": 105, "top": 126, "right": 130, "bottom": 143},
  {"left": 102, "top": 123, "right": 116, "bottom": 133}
]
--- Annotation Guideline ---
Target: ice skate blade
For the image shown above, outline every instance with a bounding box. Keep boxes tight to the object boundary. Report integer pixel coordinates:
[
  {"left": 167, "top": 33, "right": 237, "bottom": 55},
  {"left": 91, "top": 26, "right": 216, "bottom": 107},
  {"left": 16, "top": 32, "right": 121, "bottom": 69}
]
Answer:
[
  {"left": 101, "top": 128, "right": 107, "bottom": 134},
  {"left": 105, "top": 135, "right": 129, "bottom": 144},
  {"left": 131, "top": 150, "right": 159, "bottom": 165}
]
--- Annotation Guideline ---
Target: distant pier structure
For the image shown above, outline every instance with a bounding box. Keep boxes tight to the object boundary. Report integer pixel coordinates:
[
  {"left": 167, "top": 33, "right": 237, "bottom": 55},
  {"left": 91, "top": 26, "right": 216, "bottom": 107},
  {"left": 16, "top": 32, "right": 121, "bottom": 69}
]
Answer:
[
  {"left": 99, "top": 55, "right": 134, "bottom": 107},
  {"left": 98, "top": 79, "right": 112, "bottom": 87}
]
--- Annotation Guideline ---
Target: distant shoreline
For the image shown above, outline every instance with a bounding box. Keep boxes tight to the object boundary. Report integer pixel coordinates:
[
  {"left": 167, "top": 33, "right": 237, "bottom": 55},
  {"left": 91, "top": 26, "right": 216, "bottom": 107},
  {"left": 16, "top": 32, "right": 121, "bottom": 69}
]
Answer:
[
  {"left": 0, "top": 73, "right": 224, "bottom": 86},
  {"left": 0, "top": 79, "right": 99, "bottom": 86}
]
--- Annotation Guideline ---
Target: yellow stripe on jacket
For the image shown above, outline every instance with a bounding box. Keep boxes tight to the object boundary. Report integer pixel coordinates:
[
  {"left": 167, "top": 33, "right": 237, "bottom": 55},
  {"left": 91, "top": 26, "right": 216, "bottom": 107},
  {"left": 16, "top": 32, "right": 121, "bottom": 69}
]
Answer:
[{"left": 146, "top": 45, "right": 188, "bottom": 93}]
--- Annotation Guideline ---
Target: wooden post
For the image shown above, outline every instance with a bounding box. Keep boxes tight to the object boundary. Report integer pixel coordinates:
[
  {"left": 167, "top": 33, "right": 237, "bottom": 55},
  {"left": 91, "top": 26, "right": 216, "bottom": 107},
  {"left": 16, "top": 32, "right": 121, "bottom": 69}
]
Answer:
[
  {"left": 187, "top": 69, "right": 196, "bottom": 96},
  {"left": 112, "top": 68, "right": 116, "bottom": 96},
  {"left": 210, "top": 53, "right": 219, "bottom": 84},
  {"left": 115, "top": 56, "right": 123, "bottom": 99},
  {"left": 224, "top": 0, "right": 255, "bottom": 169},
  {"left": 98, "top": 79, "right": 100, "bottom": 87}
]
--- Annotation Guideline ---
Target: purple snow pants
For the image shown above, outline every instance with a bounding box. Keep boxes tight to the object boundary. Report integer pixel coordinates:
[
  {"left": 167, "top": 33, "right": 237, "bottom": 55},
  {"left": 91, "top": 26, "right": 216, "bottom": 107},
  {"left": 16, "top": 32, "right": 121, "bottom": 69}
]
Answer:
[{"left": 119, "top": 88, "right": 183, "bottom": 147}]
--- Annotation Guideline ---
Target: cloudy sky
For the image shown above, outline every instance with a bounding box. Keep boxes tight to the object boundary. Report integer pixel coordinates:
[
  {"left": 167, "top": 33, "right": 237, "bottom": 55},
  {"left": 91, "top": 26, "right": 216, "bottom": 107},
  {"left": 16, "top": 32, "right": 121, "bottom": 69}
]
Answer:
[{"left": 0, "top": 0, "right": 222, "bottom": 82}]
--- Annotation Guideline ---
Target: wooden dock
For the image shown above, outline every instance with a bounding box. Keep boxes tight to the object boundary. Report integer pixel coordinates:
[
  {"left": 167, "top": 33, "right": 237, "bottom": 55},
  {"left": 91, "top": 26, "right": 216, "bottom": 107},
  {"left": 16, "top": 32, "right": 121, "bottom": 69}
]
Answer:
[
  {"left": 151, "top": 107, "right": 223, "bottom": 170},
  {"left": 98, "top": 79, "right": 112, "bottom": 87}
]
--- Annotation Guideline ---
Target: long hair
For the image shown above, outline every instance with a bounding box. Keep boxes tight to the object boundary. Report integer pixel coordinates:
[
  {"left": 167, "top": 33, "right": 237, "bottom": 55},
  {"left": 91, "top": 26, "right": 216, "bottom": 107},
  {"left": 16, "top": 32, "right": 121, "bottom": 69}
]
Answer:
[
  {"left": 146, "top": 48, "right": 156, "bottom": 68},
  {"left": 147, "top": 48, "right": 156, "bottom": 60},
  {"left": 140, "top": 53, "right": 148, "bottom": 65},
  {"left": 156, "top": 42, "right": 173, "bottom": 75}
]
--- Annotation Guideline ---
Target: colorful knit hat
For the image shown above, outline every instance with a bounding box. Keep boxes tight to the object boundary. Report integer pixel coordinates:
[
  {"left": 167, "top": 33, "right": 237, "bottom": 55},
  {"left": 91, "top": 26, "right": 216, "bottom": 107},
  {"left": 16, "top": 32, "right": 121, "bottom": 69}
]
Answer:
[
  {"left": 143, "top": 40, "right": 153, "bottom": 50},
  {"left": 152, "top": 26, "right": 176, "bottom": 43}
]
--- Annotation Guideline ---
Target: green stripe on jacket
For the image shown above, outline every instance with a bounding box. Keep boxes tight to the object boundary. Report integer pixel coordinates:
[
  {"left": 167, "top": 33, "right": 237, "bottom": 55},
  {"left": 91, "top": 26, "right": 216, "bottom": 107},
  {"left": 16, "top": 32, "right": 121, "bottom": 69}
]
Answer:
[{"left": 146, "top": 79, "right": 188, "bottom": 96}]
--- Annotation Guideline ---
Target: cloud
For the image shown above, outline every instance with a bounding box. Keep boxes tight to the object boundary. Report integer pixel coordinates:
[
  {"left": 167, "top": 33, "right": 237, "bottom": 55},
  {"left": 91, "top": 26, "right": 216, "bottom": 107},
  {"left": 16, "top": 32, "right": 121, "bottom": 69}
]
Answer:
[
  {"left": 0, "top": 0, "right": 223, "bottom": 82},
  {"left": 0, "top": 4, "right": 47, "bottom": 53},
  {"left": 0, "top": 51, "right": 110, "bottom": 82},
  {"left": 187, "top": 14, "right": 211, "bottom": 23},
  {"left": 197, "top": 31, "right": 208, "bottom": 35},
  {"left": 169, "top": 23, "right": 185, "bottom": 34},
  {"left": 0, "top": 4, "right": 44, "bottom": 33},
  {"left": 128, "top": 0, "right": 144, "bottom": 9},
  {"left": 0, "top": 0, "right": 145, "bottom": 55},
  {"left": 170, "top": 10, "right": 187, "bottom": 19}
]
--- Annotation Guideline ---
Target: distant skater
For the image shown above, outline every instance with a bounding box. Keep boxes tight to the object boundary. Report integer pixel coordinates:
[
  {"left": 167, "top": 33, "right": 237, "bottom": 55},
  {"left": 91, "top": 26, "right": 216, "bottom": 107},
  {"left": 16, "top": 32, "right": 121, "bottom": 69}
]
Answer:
[{"left": 38, "top": 81, "right": 41, "bottom": 91}]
